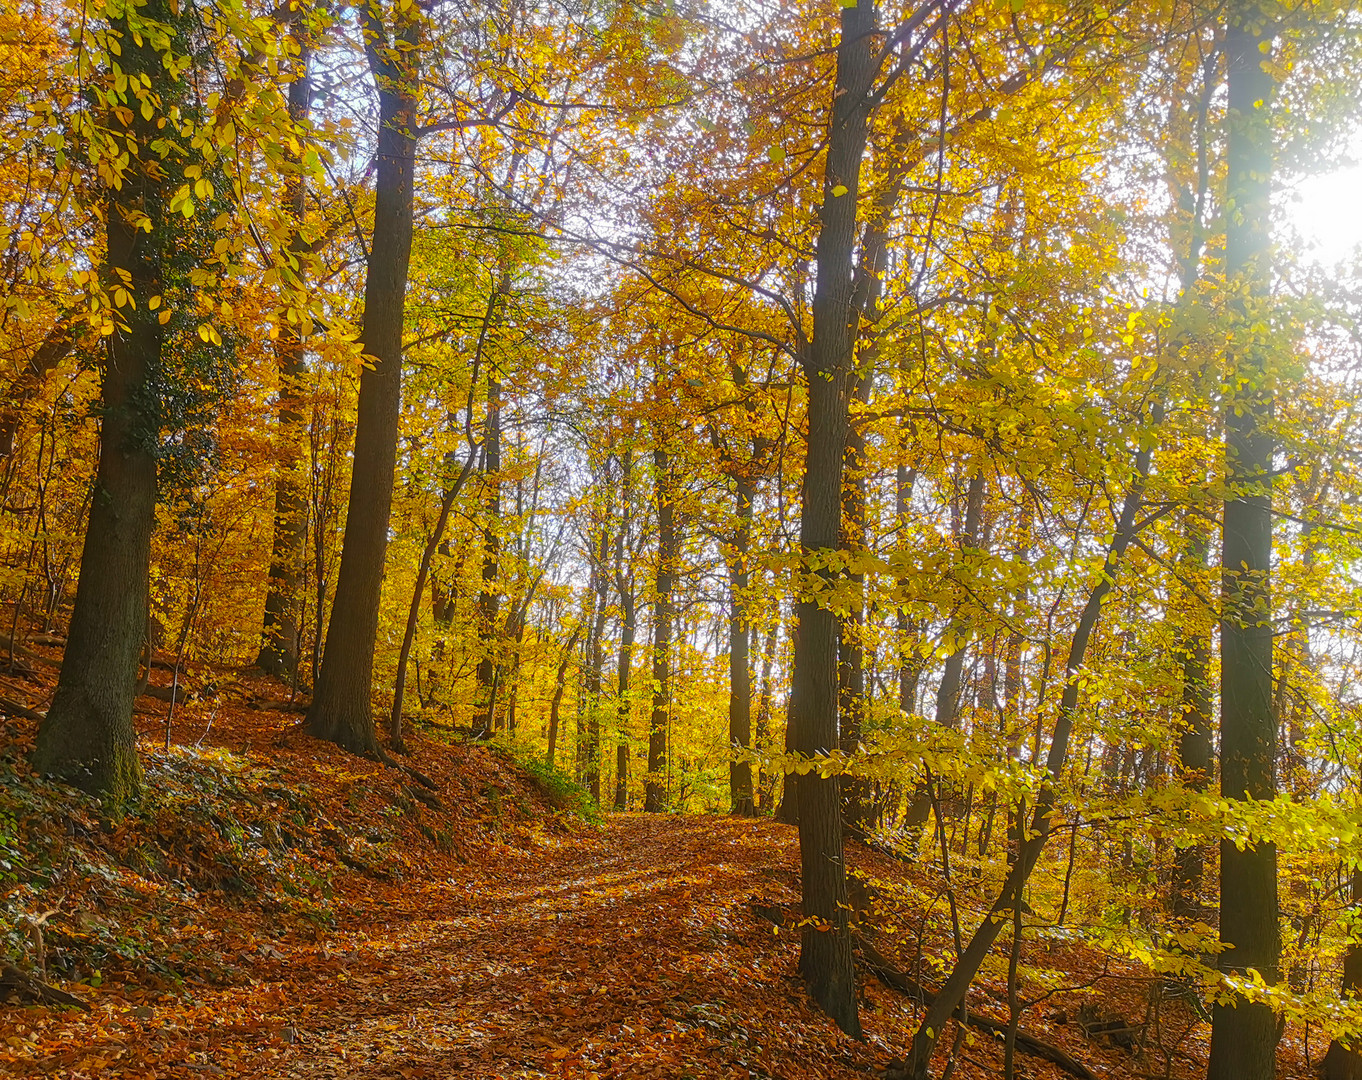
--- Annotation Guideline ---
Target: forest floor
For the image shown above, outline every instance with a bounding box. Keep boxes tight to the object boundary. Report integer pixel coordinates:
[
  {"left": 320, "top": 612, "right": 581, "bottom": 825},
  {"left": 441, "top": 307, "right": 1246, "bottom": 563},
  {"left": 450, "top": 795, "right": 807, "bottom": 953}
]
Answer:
[{"left": 0, "top": 653, "right": 1327, "bottom": 1079}]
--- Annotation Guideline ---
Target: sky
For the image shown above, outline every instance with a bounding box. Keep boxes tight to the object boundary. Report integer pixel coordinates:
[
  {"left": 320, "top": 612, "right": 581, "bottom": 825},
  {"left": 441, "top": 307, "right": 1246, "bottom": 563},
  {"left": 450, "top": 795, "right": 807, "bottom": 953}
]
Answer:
[{"left": 1286, "top": 159, "right": 1362, "bottom": 268}]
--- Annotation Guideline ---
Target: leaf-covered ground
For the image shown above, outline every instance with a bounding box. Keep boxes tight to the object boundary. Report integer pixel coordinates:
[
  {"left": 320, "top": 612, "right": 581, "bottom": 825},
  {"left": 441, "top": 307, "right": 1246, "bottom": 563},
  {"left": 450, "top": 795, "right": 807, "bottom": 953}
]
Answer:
[{"left": 0, "top": 672, "right": 1328, "bottom": 1079}]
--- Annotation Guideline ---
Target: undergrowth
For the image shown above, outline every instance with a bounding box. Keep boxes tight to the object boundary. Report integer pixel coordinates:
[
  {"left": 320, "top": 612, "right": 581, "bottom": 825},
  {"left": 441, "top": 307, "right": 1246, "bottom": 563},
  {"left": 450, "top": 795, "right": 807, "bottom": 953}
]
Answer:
[
  {"left": 0, "top": 740, "right": 380, "bottom": 987},
  {"left": 497, "top": 742, "right": 603, "bottom": 826}
]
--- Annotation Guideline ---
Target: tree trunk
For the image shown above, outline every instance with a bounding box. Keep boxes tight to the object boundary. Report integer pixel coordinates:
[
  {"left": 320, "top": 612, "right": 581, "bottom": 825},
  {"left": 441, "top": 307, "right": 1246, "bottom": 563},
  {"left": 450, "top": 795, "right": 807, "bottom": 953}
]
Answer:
[
  {"left": 32, "top": 3, "right": 176, "bottom": 802},
  {"left": 754, "top": 622, "right": 778, "bottom": 813},
  {"left": 615, "top": 586, "right": 635, "bottom": 810},
  {"left": 614, "top": 452, "right": 635, "bottom": 811},
  {"left": 905, "top": 467, "right": 986, "bottom": 828},
  {"left": 729, "top": 471, "right": 756, "bottom": 815},
  {"left": 785, "top": 0, "right": 877, "bottom": 1039},
  {"left": 389, "top": 451, "right": 477, "bottom": 752},
  {"left": 838, "top": 371, "right": 872, "bottom": 834},
  {"left": 0, "top": 323, "right": 78, "bottom": 460},
  {"left": 305, "top": 6, "right": 419, "bottom": 756},
  {"left": 907, "top": 439, "right": 1153, "bottom": 1078},
  {"left": 1325, "top": 869, "right": 1362, "bottom": 1080},
  {"left": 473, "top": 370, "right": 502, "bottom": 735},
  {"left": 581, "top": 520, "right": 610, "bottom": 801},
  {"left": 645, "top": 444, "right": 676, "bottom": 813},
  {"left": 1172, "top": 519, "right": 1213, "bottom": 920},
  {"left": 545, "top": 625, "right": 580, "bottom": 767},
  {"left": 1208, "top": 4, "right": 1280, "bottom": 1076},
  {"left": 257, "top": 42, "right": 313, "bottom": 680}
]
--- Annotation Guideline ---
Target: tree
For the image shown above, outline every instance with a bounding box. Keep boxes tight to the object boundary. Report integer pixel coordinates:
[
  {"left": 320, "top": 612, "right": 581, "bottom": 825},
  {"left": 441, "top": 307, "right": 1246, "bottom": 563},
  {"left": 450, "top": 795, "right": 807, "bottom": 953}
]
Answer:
[
  {"left": 305, "top": 0, "right": 421, "bottom": 755},
  {"left": 1207, "top": 1, "right": 1281, "bottom": 1076},
  {"left": 31, "top": 0, "right": 178, "bottom": 801},
  {"left": 645, "top": 436, "right": 678, "bottom": 813},
  {"left": 784, "top": 0, "right": 878, "bottom": 1037},
  {"left": 256, "top": 23, "right": 315, "bottom": 680}
]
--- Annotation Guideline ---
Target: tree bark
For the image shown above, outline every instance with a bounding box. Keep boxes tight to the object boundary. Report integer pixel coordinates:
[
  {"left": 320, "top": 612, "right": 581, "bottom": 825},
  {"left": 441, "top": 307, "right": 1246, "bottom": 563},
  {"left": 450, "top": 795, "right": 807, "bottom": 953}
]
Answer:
[
  {"left": 545, "top": 625, "right": 581, "bottom": 767},
  {"left": 389, "top": 451, "right": 477, "bottom": 752},
  {"left": 1172, "top": 519, "right": 1213, "bottom": 921},
  {"left": 305, "top": 4, "right": 419, "bottom": 756},
  {"left": 257, "top": 41, "right": 313, "bottom": 680},
  {"left": 580, "top": 516, "right": 610, "bottom": 800},
  {"left": 729, "top": 471, "right": 756, "bottom": 815},
  {"left": 645, "top": 444, "right": 676, "bottom": 813},
  {"left": 473, "top": 369, "right": 502, "bottom": 735},
  {"left": 1208, "top": 4, "right": 1280, "bottom": 1076},
  {"left": 754, "top": 622, "right": 778, "bottom": 813},
  {"left": 1325, "top": 869, "right": 1362, "bottom": 1080},
  {"left": 32, "top": 2, "right": 177, "bottom": 802},
  {"left": 614, "top": 452, "right": 635, "bottom": 811},
  {"left": 838, "top": 371, "right": 872, "bottom": 834},
  {"left": 785, "top": 0, "right": 877, "bottom": 1039},
  {"left": 905, "top": 467, "right": 986, "bottom": 828}
]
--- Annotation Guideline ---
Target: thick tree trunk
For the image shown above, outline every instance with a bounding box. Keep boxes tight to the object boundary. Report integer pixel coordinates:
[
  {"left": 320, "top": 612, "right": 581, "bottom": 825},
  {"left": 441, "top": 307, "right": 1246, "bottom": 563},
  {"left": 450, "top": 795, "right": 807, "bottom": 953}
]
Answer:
[
  {"left": 1208, "top": 5, "right": 1280, "bottom": 1077},
  {"left": 305, "top": 7, "right": 419, "bottom": 756},
  {"left": 729, "top": 472, "right": 756, "bottom": 815},
  {"left": 257, "top": 44, "right": 313, "bottom": 680},
  {"left": 785, "top": 0, "right": 877, "bottom": 1038},
  {"left": 1325, "top": 869, "right": 1362, "bottom": 1080},
  {"left": 645, "top": 445, "right": 676, "bottom": 813},
  {"left": 32, "top": 5, "right": 175, "bottom": 801}
]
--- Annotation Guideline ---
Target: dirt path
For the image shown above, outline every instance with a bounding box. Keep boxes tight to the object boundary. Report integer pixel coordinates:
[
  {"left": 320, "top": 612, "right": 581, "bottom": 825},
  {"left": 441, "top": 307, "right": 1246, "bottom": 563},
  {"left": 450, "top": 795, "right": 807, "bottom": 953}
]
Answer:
[{"left": 13, "top": 815, "right": 892, "bottom": 1080}]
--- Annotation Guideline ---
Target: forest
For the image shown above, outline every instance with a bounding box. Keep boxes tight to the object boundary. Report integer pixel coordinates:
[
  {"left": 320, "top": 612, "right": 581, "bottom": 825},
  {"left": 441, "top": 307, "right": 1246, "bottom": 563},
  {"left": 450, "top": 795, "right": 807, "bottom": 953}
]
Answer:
[{"left": 1, "top": 0, "right": 1361, "bottom": 1076}]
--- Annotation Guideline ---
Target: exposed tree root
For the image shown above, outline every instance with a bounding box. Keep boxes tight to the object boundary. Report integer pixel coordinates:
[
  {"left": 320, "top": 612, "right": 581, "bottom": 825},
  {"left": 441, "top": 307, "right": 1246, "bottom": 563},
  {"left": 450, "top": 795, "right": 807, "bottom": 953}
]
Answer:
[{"left": 0, "top": 962, "right": 90, "bottom": 1011}]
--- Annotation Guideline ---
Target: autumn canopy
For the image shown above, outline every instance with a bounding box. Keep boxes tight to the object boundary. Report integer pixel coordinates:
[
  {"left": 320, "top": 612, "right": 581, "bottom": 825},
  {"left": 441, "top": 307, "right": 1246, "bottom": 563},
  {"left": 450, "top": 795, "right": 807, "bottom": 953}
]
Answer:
[{"left": 1, "top": 0, "right": 1362, "bottom": 1077}]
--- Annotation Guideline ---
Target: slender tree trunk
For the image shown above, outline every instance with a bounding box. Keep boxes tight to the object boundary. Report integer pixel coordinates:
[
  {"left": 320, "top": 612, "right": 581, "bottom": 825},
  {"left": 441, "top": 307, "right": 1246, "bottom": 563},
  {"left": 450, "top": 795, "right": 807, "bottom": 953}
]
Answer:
[
  {"left": 729, "top": 472, "right": 756, "bottom": 815},
  {"left": 305, "top": 7, "right": 419, "bottom": 755},
  {"left": 614, "top": 453, "right": 636, "bottom": 811},
  {"left": 615, "top": 588, "right": 635, "bottom": 810},
  {"left": 1208, "top": 4, "right": 1280, "bottom": 1076},
  {"left": 0, "top": 324, "right": 78, "bottom": 460},
  {"left": 582, "top": 521, "right": 610, "bottom": 801},
  {"left": 473, "top": 370, "right": 502, "bottom": 735},
  {"left": 897, "top": 455, "right": 921, "bottom": 719},
  {"left": 907, "top": 440, "right": 1153, "bottom": 1078},
  {"left": 645, "top": 445, "right": 676, "bottom": 813},
  {"left": 389, "top": 452, "right": 476, "bottom": 751},
  {"left": 257, "top": 43, "right": 313, "bottom": 679},
  {"left": 755, "top": 622, "right": 778, "bottom": 813},
  {"left": 1172, "top": 520, "right": 1213, "bottom": 920},
  {"left": 838, "top": 371, "right": 871, "bottom": 834},
  {"left": 545, "top": 625, "right": 580, "bottom": 767},
  {"left": 32, "top": 5, "right": 177, "bottom": 802},
  {"left": 904, "top": 467, "right": 986, "bottom": 828}
]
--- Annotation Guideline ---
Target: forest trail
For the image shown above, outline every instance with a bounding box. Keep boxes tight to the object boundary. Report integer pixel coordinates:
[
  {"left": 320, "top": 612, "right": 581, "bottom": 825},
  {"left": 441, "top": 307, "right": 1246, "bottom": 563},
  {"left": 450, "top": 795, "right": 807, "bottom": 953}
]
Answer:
[
  {"left": 9, "top": 809, "right": 907, "bottom": 1080},
  {"left": 269, "top": 814, "right": 832, "bottom": 1080}
]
